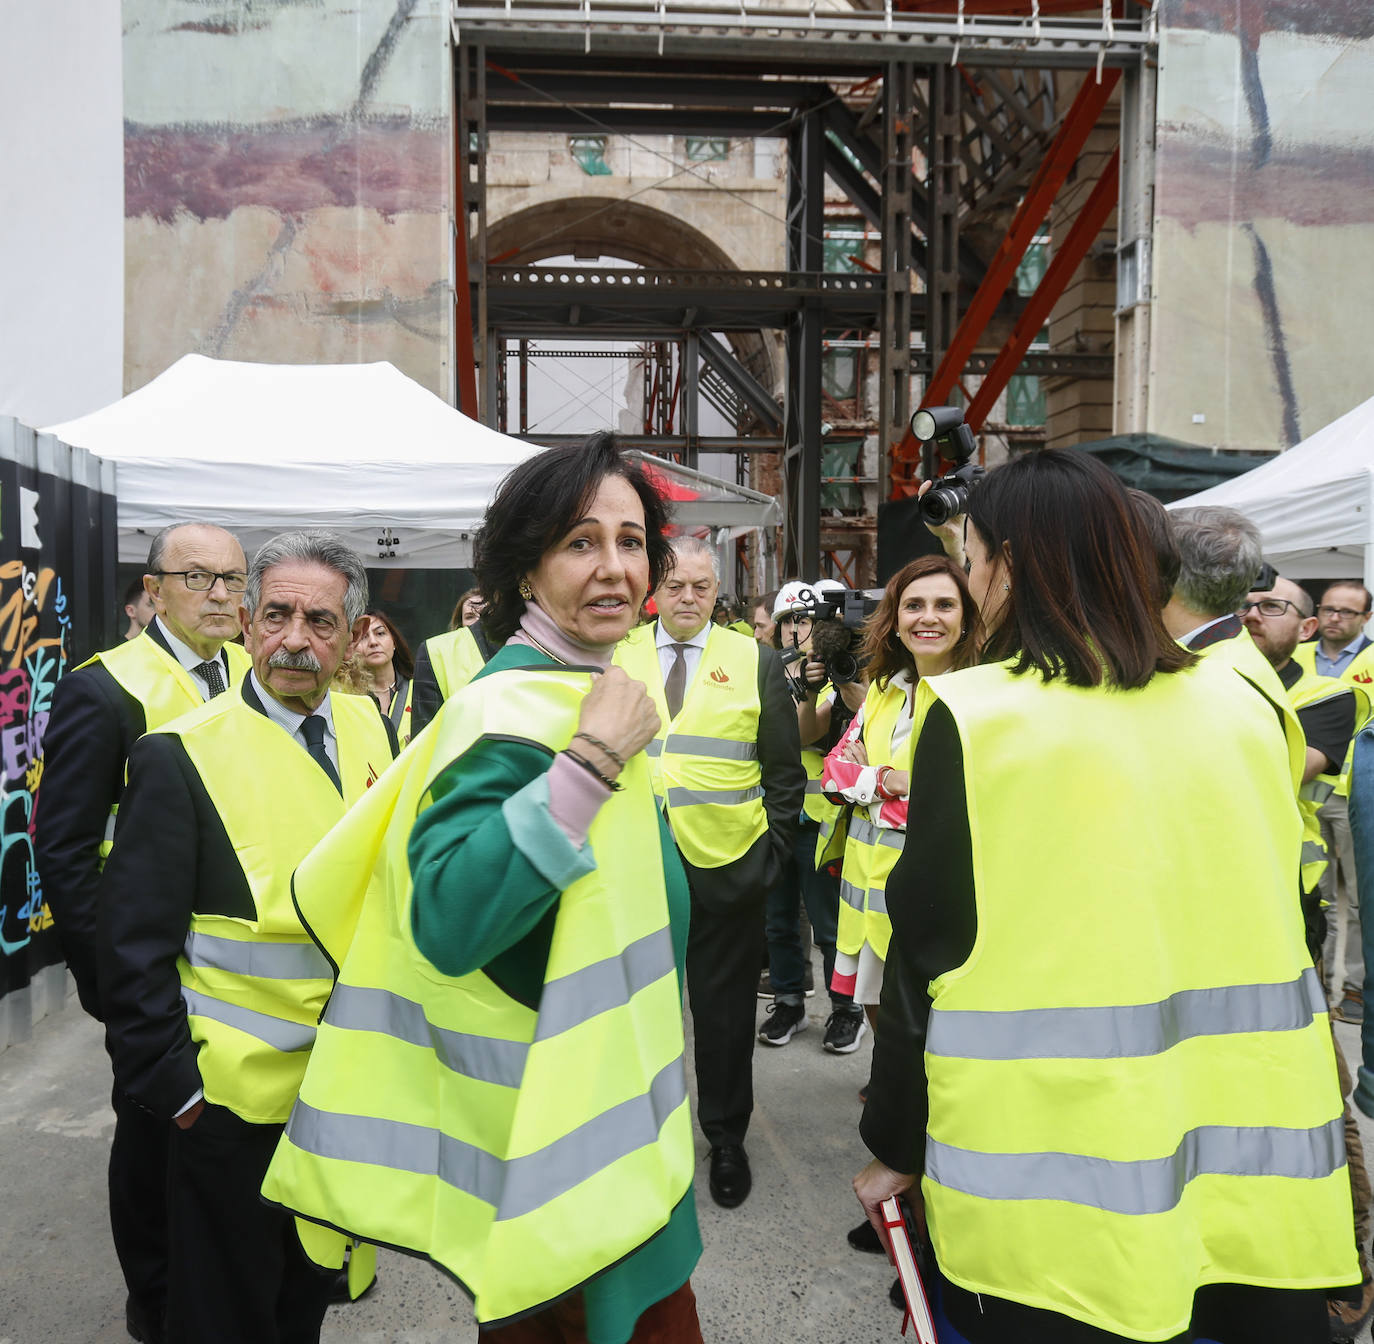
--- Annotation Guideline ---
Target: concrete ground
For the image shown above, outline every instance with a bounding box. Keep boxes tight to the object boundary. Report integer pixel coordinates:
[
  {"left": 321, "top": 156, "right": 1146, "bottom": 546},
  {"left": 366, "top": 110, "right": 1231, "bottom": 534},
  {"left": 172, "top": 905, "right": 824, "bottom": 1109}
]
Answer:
[
  {"left": 0, "top": 970, "right": 904, "bottom": 1344},
  {"left": 5, "top": 976, "right": 1372, "bottom": 1344}
]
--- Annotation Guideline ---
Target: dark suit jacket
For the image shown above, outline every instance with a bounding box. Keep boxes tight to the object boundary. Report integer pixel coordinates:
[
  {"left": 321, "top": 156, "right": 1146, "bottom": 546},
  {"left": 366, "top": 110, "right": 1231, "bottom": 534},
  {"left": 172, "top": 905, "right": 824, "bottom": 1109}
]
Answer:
[
  {"left": 410, "top": 621, "right": 499, "bottom": 736},
  {"left": 669, "top": 629, "right": 805, "bottom": 911},
  {"left": 97, "top": 678, "right": 397, "bottom": 1120},
  {"left": 34, "top": 622, "right": 226, "bottom": 1019},
  {"left": 1182, "top": 613, "right": 1244, "bottom": 650}
]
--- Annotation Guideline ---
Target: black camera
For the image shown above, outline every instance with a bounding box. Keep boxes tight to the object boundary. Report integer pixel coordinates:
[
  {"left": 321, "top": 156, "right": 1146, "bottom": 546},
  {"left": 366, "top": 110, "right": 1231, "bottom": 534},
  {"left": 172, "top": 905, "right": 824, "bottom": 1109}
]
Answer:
[
  {"left": 777, "top": 586, "right": 883, "bottom": 694},
  {"left": 912, "top": 405, "right": 984, "bottom": 526}
]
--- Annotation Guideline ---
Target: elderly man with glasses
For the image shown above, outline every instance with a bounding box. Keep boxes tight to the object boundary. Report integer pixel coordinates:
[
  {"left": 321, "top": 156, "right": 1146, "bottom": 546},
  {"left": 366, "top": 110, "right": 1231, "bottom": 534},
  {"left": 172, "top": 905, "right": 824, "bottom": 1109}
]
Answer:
[{"left": 36, "top": 522, "right": 252, "bottom": 1344}]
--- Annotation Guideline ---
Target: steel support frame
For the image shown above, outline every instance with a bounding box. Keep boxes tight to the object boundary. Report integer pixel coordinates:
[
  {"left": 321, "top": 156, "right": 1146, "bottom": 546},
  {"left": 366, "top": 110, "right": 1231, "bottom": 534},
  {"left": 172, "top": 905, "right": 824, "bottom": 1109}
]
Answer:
[
  {"left": 966, "top": 149, "right": 1121, "bottom": 430},
  {"left": 784, "top": 101, "right": 826, "bottom": 579},
  {"left": 878, "top": 63, "right": 914, "bottom": 476},
  {"left": 458, "top": 44, "right": 490, "bottom": 419},
  {"left": 921, "top": 62, "right": 962, "bottom": 486}
]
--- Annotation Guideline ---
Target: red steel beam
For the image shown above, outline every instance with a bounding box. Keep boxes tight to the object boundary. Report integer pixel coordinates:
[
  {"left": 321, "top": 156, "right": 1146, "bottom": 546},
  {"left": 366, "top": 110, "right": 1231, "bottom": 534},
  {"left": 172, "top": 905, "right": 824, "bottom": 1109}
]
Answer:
[
  {"left": 888, "top": 68, "right": 1120, "bottom": 497},
  {"left": 965, "top": 147, "right": 1120, "bottom": 431}
]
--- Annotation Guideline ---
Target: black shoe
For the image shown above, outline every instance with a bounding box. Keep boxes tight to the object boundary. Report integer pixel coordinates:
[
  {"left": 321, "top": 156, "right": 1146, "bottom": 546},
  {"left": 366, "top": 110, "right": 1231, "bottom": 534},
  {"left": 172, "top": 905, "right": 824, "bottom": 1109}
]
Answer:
[
  {"left": 758, "top": 1000, "right": 808, "bottom": 1046},
  {"left": 708, "top": 1143, "right": 751, "bottom": 1208},
  {"left": 823, "top": 1009, "right": 867, "bottom": 1054},
  {"left": 328, "top": 1264, "right": 378, "bottom": 1305},
  {"left": 125, "top": 1297, "right": 164, "bottom": 1344},
  {"left": 848, "top": 1218, "right": 884, "bottom": 1254},
  {"left": 889, "top": 1276, "right": 906, "bottom": 1310}
]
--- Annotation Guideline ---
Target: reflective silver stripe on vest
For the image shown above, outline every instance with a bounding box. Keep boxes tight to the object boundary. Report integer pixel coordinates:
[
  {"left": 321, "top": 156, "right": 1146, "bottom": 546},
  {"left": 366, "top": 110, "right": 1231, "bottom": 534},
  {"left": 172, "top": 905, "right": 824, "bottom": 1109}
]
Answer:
[
  {"left": 184, "top": 931, "right": 331, "bottom": 982},
  {"left": 663, "top": 733, "right": 758, "bottom": 761},
  {"left": 181, "top": 989, "right": 316, "bottom": 1053},
  {"left": 536, "top": 925, "right": 677, "bottom": 1042},
  {"left": 848, "top": 815, "right": 905, "bottom": 850},
  {"left": 665, "top": 784, "right": 764, "bottom": 809},
  {"left": 927, "top": 967, "right": 1327, "bottom": 1062},
  {"left": 325, "top": 984, "right": 528, "bottom": 1088},
  {"left": 805, "top": 779, "right": 824, "bottom": 794},
  {"left": 284, "top": 1053, "right": 689, "bottom": 1222},
  {"left": 1302, "top": 778, "right": 1337, "bottom": 805},
  {"left": 866, "top": 886, "right": 888, "bottom": 916},
  {"left": 926, "top": 1116, "right": 1345, "bottom": 1217},
  {"left": 645, "top": 740, "right": 663, "bottom": 758},
  {"left": 103, "top": 810, "right": 118, "bottom": 845},
  {"left": 1303, "top": 839, "right": 1327, "bottom": 866},
  {"left": 840, "top": 879, "right": 865, "bottom": 911}
]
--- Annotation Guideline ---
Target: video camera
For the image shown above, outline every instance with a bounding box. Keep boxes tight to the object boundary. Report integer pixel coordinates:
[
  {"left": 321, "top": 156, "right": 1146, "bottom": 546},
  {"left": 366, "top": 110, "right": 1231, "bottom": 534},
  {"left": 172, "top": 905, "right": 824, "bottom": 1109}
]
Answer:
[
  {"left": 776, "top": 585, "right": 883, "bottom": 695},
  {"left": 913, "top": 405, "right": 984, "bottom": 526}
]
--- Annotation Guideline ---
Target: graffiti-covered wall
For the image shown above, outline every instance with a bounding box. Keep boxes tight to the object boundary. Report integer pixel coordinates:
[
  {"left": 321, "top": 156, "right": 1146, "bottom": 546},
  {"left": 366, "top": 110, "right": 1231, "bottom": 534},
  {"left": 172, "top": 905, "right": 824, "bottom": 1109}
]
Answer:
[
  {"left": 0, "top": 422, "right": 117, "bottom": 1049},
  {"left": 123, "top": 0, "right": 452, "bottom": 397},
  {"left": 1151, "top": 0, "right": 1374, "bottom": 452}
]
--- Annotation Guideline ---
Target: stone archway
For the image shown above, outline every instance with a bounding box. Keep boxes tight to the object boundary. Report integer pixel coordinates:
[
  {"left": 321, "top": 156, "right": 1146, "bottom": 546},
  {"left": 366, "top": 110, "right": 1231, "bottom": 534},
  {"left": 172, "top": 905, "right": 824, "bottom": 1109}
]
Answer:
[{"left": 487, "top": 197, "right": 779, "bottom": 396}]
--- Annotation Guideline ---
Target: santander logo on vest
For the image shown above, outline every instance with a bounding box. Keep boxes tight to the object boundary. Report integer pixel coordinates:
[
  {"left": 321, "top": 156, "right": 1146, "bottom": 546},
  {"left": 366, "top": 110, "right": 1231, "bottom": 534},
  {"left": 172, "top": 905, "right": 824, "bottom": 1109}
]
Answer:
[{"left": 709, "top": 667, "right": 730, "bottom": 684}]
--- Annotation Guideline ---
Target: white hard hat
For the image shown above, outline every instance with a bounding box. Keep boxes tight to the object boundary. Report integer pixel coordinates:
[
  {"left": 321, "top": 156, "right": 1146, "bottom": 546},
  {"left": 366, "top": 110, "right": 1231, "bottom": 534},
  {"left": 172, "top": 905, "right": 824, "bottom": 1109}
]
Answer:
[
  {"left": 812, "top": 579, "right": 845, "bottom": 594},
  {"left": 772, "top": 580, "right": 813, "bottom": 620}
]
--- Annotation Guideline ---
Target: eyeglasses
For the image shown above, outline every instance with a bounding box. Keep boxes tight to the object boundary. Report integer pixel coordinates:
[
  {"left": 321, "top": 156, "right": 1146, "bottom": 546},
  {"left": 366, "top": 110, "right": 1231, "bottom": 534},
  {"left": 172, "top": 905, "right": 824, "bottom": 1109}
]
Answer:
[
  {"left": 1318, "top": 605, "right": 1369, "bottom": 620},
  {"left": 1237, "top": 598, "right": 1303, "bottom": 618},
  {"left": 155, "top": 570, "right": 248, "bottom": 593}
]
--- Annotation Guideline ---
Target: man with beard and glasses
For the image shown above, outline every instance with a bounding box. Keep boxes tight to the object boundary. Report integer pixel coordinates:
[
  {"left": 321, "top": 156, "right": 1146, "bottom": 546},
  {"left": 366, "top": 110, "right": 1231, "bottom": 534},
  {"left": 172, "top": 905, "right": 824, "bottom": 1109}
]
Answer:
[{"left": 97, "top": 531, "right": 396, "bottom": 1344}]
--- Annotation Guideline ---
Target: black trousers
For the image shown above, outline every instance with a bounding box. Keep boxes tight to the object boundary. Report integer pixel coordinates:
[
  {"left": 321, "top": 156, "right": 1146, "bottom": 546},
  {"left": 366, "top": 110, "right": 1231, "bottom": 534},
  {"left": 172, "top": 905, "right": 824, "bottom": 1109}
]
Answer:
[
  {"left": 166, "top": 1102, "right": 334, "bottom": 1344},
  {"left": 685, "top": 881, "right": 766, "bottom": 1148},
  {"left": 940, "top": 1272, "right": 1328, "bottom": 1344},
  {"left": 110, "top": 1083, "right": 170, "bottom": 1342}
]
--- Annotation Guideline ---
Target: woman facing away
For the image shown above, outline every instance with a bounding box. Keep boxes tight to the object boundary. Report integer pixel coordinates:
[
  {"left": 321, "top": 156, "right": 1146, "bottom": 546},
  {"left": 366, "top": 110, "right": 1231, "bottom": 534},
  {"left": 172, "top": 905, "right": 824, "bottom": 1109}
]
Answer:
[
  {"left": 263, "top": 433, "right": 703, "bottom": 1343},
  {"left": 853, "top": 448, "right": 1356, "bottom": 1343}
]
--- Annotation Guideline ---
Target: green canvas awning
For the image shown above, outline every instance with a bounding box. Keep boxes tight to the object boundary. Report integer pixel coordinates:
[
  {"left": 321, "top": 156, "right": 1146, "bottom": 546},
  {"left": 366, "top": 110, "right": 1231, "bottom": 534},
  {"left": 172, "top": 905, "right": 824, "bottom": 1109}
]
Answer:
[{"left": 1074, "top": 434, "right": 1273, "bottom": 502}]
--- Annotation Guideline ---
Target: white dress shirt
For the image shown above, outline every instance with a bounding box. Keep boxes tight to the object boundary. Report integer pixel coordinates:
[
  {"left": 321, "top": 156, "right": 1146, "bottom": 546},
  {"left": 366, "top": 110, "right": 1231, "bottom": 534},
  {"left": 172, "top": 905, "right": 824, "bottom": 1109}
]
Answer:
[
  {"left": 249, "top": 671, "right": 339, "bottom": 772},
  {"left": 655, "top": 620, "right": 712, "bottom": 703},
  {"left": 154, "top": 616, "right": 230, "bottom": 703}
]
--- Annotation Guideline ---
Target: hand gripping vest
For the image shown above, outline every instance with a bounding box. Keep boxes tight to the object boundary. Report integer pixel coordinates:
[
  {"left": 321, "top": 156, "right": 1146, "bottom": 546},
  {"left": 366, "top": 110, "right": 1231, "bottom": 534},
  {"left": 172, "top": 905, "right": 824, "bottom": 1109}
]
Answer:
[
  {"left": 81, "top": 633, "right": 251, "bottom": 863},
  {"left": 1290, "top": 642, "right": 1374, "bottom": 800},
  {"left": 166, "top": 690, "right": 392, "bottom": 1124},
  {"left": 261, "top": 666, "right": 695, "bottom": 1328},
  {"left": 614, "top": 623, "right": 767, "bottom": 868},
  {"left": 1197, "top": 633, "right": 1320, "bottom": 887},
  {"left": 917, "top": 656, "right": 1356, "bottom": 1341},
  {"left": 831, "top": 678, "right": 910, "bottom": 962}
]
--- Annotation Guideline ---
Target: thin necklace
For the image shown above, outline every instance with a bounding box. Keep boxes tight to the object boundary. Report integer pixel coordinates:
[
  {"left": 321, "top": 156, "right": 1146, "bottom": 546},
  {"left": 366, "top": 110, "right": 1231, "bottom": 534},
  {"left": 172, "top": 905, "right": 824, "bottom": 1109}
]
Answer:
[{"left": 520, "top": 630, "right": 566, "bottom": 665}]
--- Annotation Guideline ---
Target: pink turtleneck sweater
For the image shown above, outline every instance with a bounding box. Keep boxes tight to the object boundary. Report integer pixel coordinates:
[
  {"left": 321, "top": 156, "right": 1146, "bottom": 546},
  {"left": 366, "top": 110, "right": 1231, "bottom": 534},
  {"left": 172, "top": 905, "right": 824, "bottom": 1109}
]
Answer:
[{"left": 507, "top": 601, "right": 620, "bottom": 847}]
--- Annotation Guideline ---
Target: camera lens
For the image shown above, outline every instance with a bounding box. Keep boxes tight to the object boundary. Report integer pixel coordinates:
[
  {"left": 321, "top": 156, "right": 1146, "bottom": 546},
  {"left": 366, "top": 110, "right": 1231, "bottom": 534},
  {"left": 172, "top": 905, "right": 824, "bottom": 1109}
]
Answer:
[{"left": 919, "top": 483, "right": 966, "bottom": 527}]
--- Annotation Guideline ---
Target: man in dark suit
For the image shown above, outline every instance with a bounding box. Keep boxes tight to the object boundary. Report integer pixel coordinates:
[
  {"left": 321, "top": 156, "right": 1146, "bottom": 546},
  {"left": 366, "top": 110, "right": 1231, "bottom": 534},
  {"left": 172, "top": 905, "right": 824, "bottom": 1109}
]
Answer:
[
  {"left": 97, "top": 530, "right": 396, "bottom": 1344},
  {"left": 615, "top": 537, "right": 803, "bottom": 1208},
  {"left": 36, "top": 521, "right": 249, "bottom": 1344}
]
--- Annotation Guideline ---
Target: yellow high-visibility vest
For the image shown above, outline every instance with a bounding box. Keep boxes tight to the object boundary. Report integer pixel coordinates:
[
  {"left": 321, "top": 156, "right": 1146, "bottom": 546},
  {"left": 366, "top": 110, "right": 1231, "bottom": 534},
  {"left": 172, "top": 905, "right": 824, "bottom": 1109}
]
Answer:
[
  {"left": 615, "top": 623, "right": 767, "bottom": 868},
  {"left": 1291, "top": 641, "right": 1374, "bottom": 798},
  {"left": 82, "top": 632, "right": 250, "bottom": 862},
  {"left": 401, "top": 625, "right": 490, "bottom": 738},
  {"left": 165, "top": 689, "right": 393, "bottom": 1124},
  {"left": 830, "top": 677, "right": 911, "bottom": 962},
  {"left": 262, "top": 666, "right": 694, "bottom": 1328},
  {"left": 1197, "top": 632, "right": 1320, "bottom": 888},
  {"left": 918, "top": 655, "right": 1355, "bottom": 1341}
]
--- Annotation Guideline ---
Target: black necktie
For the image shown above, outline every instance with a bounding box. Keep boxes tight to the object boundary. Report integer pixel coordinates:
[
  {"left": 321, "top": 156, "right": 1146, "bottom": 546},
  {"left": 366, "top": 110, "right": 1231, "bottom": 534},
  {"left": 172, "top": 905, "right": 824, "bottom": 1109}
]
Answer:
[
  {"left": 299, "top": 714, "right": 343, "bottom": 796},
  {"left": 194, "top": 659, "right": 226, "bottom": 699},
  {"left": 664, "top": 643, "right": 689, "bottom": 720}
]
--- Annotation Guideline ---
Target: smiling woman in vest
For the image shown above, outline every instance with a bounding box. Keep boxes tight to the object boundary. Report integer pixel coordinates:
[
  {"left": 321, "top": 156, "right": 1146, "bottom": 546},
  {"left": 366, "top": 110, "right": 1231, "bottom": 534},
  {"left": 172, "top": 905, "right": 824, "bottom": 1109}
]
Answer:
[
  {"left": 822, "top": 555, "right": 979, "bottom": 1032},
  {"left": 853, "top": 449, "right": 1357, "bottom": 1343},
  {"left": 263, "top": 433, "right": 702, "bottom": 1343}
]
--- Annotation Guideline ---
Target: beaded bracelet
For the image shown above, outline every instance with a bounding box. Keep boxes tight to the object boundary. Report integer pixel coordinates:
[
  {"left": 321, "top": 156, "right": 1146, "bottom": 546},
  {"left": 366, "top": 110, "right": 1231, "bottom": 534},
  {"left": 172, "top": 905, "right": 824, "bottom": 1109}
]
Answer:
[
  {"left": 571, "top": 731, "right": 626, "bottom": 770},
  {"left": 563, "top": 748, "right": 623, "bottom": 791}
]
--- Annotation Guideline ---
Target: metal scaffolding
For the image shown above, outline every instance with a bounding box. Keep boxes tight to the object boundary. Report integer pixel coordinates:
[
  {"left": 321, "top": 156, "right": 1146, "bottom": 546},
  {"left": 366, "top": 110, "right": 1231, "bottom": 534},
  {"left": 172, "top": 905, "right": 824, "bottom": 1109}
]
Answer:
[{"left": 451, "top": 0, "right": 1155, "bottom": 577}]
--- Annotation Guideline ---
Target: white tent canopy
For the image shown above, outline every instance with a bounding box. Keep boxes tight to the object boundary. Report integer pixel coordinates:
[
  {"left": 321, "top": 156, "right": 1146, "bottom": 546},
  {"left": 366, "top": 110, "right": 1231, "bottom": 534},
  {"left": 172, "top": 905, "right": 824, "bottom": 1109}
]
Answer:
[
  {"left": 43, "top": 355, "right": 780, "bottom": 567},
  {"left": 1168, "top": 394, "right": 1374, "bottom": 586}
]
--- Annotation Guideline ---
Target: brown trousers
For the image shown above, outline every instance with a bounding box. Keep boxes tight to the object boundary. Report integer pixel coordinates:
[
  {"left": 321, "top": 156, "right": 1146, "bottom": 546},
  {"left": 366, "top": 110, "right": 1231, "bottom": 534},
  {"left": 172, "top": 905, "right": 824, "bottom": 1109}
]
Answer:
[{"left": 481, "top": 1281, "right": 703, "bottom": 1344}]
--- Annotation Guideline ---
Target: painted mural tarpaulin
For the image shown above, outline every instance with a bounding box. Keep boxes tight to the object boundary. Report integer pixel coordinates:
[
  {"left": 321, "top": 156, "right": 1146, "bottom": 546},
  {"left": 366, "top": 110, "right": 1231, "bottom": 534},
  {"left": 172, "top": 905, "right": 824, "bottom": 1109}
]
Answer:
[
  {"left": 1153, "top": 0, "right": 1374, "bottom": 453},
  {"left": 0, "top": 419, "right": 117, "bottom": 1048}
]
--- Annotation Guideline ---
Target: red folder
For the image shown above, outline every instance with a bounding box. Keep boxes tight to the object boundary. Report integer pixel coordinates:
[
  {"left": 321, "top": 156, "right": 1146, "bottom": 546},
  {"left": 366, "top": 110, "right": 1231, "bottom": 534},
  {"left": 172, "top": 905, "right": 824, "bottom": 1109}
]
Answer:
[{"left": 880, "top": 1196, "right": 938, "bottom": 1342}]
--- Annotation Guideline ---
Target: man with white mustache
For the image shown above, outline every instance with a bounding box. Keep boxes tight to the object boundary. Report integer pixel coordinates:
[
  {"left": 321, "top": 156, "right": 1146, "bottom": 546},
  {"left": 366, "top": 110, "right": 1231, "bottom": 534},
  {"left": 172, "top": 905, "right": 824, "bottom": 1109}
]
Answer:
[{"left": 97, "top": 531, "right": 397, "bottom": 1344}]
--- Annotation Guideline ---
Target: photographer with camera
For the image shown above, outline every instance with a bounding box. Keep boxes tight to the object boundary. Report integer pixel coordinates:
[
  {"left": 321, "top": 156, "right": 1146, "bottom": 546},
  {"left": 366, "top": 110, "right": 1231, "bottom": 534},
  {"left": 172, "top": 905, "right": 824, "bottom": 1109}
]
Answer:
[{"left": 757, "top": 582, "right": 869, "bottom": 1054}]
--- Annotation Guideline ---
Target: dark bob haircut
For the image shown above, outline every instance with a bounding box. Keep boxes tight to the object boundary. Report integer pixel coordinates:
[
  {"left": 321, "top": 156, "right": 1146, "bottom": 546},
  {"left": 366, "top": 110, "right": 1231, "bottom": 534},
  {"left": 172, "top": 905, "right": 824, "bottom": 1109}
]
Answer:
[
  {"left": 473, "top": 431, "right": 674, "bottom": 644},
  {"left": 862, "top": 554, "right": 981, "bottom": 689},
  {"left": 1127, "top": 488, "right": 1181, "bottom": 609},
  {"left": 968, "top": 449, "right": 1195, "bottom": 689},
  {"left": 363, "top": 608, "right": 415, "bottom": 682}
]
